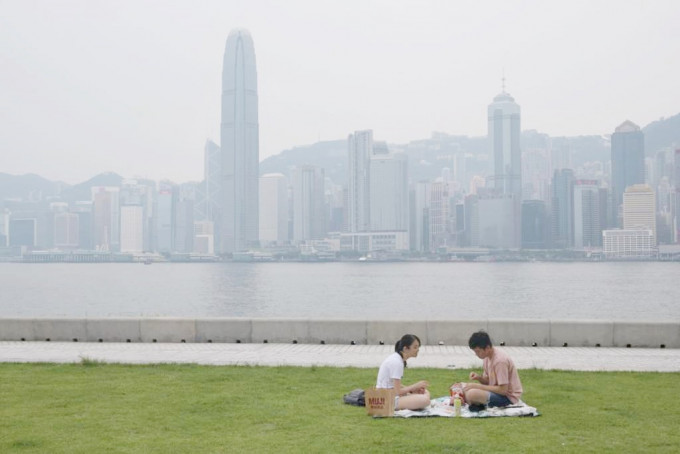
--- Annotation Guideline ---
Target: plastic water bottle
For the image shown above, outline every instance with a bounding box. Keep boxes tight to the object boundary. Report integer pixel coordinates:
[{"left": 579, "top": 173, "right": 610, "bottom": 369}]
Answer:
[{"left": 454, "top": 396, "right": 461, "bottom": 417}]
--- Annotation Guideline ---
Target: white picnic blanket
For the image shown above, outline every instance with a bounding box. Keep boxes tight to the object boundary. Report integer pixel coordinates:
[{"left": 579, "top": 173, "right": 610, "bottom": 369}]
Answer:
[{"left": 393, "top": 396, "right": 540, "bottom": 418}]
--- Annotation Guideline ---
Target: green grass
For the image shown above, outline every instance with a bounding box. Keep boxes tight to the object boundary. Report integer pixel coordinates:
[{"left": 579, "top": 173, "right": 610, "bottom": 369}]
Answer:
[{"left": 0, "top": 363, "right": 678, "bottom": 453}]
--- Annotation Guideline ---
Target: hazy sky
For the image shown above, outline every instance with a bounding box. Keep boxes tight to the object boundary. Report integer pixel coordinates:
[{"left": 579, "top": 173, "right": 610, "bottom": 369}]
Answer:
[{"left": 1, "top": 0, "right": 679, "bottom": 184}]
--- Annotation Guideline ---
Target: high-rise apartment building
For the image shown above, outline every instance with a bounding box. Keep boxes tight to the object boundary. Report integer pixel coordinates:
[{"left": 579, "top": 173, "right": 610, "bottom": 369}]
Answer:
[
  {"left": 573, "top": 180, "right": 601, "bottom": 248},
  {"left": 478, "top": 193, "right": 520, "bottom": 249},
  {"left": 259, "top": 173, "right": 289, "bottom": 246},
  {"left": 611, "top": 120, "right": 645, "bottom": 226},
  {"left": 220, "top": 29, "right": 259, "bottom": 253},
  {"left": 91, "top": 186, "right": 120, "bottom": 252},
  {"left": 623, "top": 184, "right": 656, "bottom": 245},
  {"left": 54, "top": 212, "right": 79, "bottom": 250},
  {"left": 369, "top": 153, "right": 409, "bottom": 231},
  {"left": 196, "top": 139, "right": 221, "bottom": 224},
  {"left": 120, "top": 205, "right": 144, "bottom": 253},
  {"left": 429, "top": 181, "right": 451, "bottom": 251},
  {"left": 292, "top": 165, "right": 326, "bottom": 243},
  {"left": 551, "top": 169, "right": 574, "bottom": 248},
  {"left": 488, "top": 88, "right": 521, "bottom": 199},
  {"left": 521, "top": 200, "right": 548, "bottom": 249},
  {"left": 155, "top": 182, "right": 176, "bottom": 253},
  {"left": 347, "top": 130, "right": 373, "bottom": 233},
  {"left": 411, "top": 181, "right": 431, "bottom": 252}
]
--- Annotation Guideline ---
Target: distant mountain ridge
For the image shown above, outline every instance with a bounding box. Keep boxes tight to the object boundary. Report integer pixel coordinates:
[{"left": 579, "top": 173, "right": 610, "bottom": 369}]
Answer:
[{"left": 2, "top": 113, "right": 678, "bottom": 204}]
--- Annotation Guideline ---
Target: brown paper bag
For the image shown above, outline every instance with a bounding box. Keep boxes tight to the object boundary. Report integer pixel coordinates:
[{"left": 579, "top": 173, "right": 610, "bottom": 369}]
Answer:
[{"left": 364, "top": 387, "right": 395, "bottom": 417}]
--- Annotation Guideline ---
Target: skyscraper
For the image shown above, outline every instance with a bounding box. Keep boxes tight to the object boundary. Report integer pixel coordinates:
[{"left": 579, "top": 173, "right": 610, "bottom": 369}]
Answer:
[
  {"left": 347, "top": 130, "right": 372, "bottom": 233},
  {"left": 292, "top": 166, "right": 326, "bottom": 243},
  {"left": 220, "top": 29, "right": 259, "bottom": 253},
  {"left": 369, "top": 153, "right": 409, "bottom": 231},
  {"left": 611, "top": 120, "right": 645, "bottom": 226},
  {"left": 573, "top": 180, "right": 601, "bottom": 248},
  {"left": 623, "top": 184, "right": 656, "bottom": 245},
  {"left": 259, "top": 173, "right": 289, "bottom": 246},
  {"left": 488, "top": 87, "right": 521, "bottom": 199},
  {"left": 551, "top": 169, "right": 574, "bottom": 249}
]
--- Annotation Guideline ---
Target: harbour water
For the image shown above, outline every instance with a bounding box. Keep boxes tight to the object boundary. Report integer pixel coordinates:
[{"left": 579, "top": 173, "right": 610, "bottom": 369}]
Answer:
[{"left": 0, "top": 262, "right": 678, "bottom": 321}]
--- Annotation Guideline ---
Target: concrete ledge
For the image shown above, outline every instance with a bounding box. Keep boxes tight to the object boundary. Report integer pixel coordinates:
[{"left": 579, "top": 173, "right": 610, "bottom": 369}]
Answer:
[
  {"left": 33, "top": 318, "right": 88, "bottom": 342},
  {"left": 251, "top": 319, "right": 310, "bottom": 343},
  {"left": 550, "top": 320, "right": 614, "bottom": 347},
  {"left": 613, "top": 322, "right": 680, "bottom": 348},
  {"left": 195, "top": 318, "right": 252, "bottom": 343},
  {"left": 1, "top": 318, "right": 679, "bottom": 348},
  {"left": 86, "top": 318, "right": 141, "bottom": 343},
  {"left": 367, "top": 321, "right": 428, "bottom": 345},
  {"left": 140, "top": 318, "right": 196, "bottom": 343},
  {"left": 0, "top": 319, "right": 36, "bottom": 341},
  {"left": 426, "top": 320, "right": 488, "bottom": 346},
  {"left": 488, "top": 319, "right": 550, "bottom": 347},
  {"left": 308, "top": 320, "right": 367, "bottom": 344}
]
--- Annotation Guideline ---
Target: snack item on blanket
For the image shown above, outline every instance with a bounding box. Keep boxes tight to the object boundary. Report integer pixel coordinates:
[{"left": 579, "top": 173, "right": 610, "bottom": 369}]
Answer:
[{"left": 449, "top": 382, "right": 466, "bottom": 406}]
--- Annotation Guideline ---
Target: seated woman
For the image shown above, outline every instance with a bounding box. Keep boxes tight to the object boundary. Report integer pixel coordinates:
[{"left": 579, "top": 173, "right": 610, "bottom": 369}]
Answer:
[{"left": 376, "top": 334, "right": 431, "bottom": 410}]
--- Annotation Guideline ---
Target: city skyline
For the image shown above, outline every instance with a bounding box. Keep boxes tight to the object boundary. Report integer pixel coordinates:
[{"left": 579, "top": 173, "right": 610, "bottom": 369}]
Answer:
[{"left": 1, "top": 0, "right": 679, "bottom": 184}]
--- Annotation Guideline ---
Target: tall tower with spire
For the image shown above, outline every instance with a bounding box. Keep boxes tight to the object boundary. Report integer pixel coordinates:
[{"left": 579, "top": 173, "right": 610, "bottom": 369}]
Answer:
[
  {"left": 487, "top": 79, "right": 522, "bottom": 199},
  {"left": 220, "top": 29, "right": 259, "bottom": 254}
]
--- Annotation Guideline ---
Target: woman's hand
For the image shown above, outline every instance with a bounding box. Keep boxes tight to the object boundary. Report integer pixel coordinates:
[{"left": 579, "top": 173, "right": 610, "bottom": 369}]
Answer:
[{"left": 411, "top": 380, "right": 429, "bottom": 393}]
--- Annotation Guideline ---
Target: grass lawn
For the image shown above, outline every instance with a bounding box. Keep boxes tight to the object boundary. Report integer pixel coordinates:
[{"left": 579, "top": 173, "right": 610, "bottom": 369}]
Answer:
[{"left": 1, "top": 362, "right": 678, "bottom": 453}]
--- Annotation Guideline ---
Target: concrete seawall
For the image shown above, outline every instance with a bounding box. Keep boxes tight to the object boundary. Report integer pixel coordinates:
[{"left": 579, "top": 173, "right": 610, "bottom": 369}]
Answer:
[{"left": 1, "top": 318, "right": 678, "bottom": 348}]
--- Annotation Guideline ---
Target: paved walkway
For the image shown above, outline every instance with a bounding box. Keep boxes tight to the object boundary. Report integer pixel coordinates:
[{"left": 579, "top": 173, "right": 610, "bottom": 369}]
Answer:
[{"left": 1, "top": 341, "right": 679, "bottom": 372}]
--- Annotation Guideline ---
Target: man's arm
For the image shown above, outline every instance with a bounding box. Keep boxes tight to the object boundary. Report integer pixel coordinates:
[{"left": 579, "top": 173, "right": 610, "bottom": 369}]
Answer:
[
  {"left": 463, "top": 382, "right": 508, "bottom": 396},
  {"left": 469, "top": 371, "right": 489, "bottom": 385}
]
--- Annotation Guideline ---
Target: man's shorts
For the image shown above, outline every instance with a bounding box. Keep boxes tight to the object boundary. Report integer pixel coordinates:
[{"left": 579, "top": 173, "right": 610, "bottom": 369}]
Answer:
[{"left": 487, "top": 392, "right": 513, "bottom": 408}]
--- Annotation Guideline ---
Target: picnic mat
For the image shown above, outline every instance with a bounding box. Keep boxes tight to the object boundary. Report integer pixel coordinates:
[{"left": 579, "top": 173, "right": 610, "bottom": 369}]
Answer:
[{"left": 393, "top": 396, "right": 540, "bottom": 418}]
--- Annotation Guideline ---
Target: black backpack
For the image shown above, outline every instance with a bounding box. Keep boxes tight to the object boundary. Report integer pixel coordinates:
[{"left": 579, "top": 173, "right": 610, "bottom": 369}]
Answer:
[{"left": 343, "top": 388, "right": 365, "bottom": 406}]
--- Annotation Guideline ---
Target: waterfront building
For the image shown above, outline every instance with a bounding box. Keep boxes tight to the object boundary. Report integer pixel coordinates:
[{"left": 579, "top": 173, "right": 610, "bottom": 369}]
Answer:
[
  {"left": 193, "top": 220, "right": 214, "bottom": 254},
  {"left": 429, "top": 181, "right": 453, "bottom": 251},
  {"left": 339, "top": 231, "right": 409, "bottom": 253},
  {"left": 120, "top": 205, "right": 144, "bottom": 253},
  {"left": 72, "top": 201, "right": 93, "bottom": 250},
  {"left": 611, "top": 120, "right": 645, "bottom": 226},
  {"left": 220, "top": 29, "right": 259, "bottom": 253},
  {"left": 155, "top": 182, "right": 176, "bottom": 253},
  {"left": 551, "top": 169, "right": 574, "bottom": 249},
  {"left": 674, "top": 149, "right": 680, "bottom": 188},
  {"left": 573, "top": 180, "right": 602, "bottom": 248},
  {"left": 603, "top": 229, "right": 655, "bottom": 259},
  {"left": 259, "top": 173, "right": 289, "bottom": 246},
  {"left": 478, "top": 193, "right": 520, "bottom": 249},
  {"left": 411, "top": 181, "right": 430, "bottom": 252},
  {"left": 174, "top": 198, "right": 194, "bottom": 253},
  {"left": 292, "top": 166, "right": 326, "bottom": 243},
  {"left": 196, "top": 139, "right": 221, "bottom": 224},
  {"left": 623, "top": 184, "right": 656, "bottom": 245},
  {"left": 8, "top": 218, "right": 36, "bottom": 248},
  {"left": 54, "top": 212, "right": 79, "bottom": 250},
  {"left": 347, "top": 130, "right": 373, "bottom": 233},
  {"left": 120, "top": 180, "right": 153, "bottom": 251},
  {"left": 0, "top": 208, "right": 9, "bottom": 246},
  {"left": 487, "top": 86, "right": 521, "bottom": 199},
  {"left": 370, "top": 153, "right": 409, "bottom": 232},
  {"left": 91, "top": 186, "right": 120, "bottom": 252},
  {"left": 521, "top": 200, "right": 548, "bottom": 249},
  {"left": 463, "top": 194, "right": 480, "bottom": 247}
]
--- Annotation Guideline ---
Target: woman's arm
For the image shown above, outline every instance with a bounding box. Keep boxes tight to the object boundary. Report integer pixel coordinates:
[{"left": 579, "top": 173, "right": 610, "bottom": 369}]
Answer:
[{"left": 393, "top": 379, "right": 429, "bottom": 396}]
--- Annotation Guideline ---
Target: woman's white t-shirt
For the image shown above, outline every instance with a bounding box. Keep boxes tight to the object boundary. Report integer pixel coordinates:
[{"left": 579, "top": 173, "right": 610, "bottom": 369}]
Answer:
[{"left": 376, "top": 352, "right": 404, "bottom": 389}]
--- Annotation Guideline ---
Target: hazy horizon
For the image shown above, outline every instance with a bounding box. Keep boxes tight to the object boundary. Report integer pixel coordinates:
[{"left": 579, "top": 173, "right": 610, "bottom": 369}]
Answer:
[{"left": 2, "top": 0, "right": 679, "bottom": 184}]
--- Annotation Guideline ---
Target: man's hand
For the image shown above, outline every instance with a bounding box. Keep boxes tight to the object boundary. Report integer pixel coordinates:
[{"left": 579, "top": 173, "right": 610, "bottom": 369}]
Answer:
[{"left": 469, "top": 372, "right": 482, "bottom": 381}]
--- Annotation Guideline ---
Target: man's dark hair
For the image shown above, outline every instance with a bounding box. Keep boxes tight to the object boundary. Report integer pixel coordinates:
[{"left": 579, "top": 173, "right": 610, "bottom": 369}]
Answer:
[{"left": 468, "top": 331, "right": 492, "bottom": 349}]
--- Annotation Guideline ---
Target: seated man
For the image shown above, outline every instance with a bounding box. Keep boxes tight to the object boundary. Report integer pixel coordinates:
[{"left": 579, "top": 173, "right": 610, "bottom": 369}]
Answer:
[{"left": 463, "top": 331, "right": 523, "bottom": 408}]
